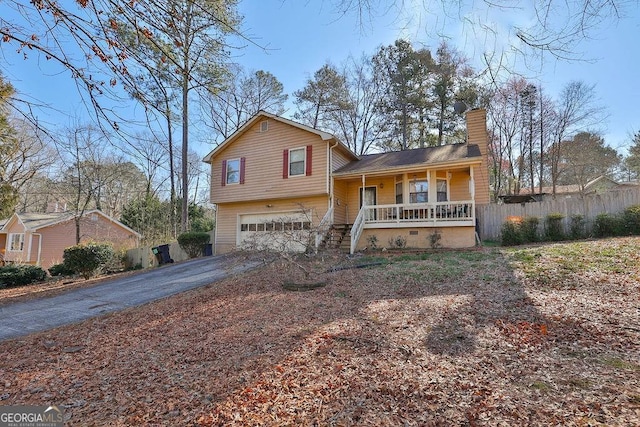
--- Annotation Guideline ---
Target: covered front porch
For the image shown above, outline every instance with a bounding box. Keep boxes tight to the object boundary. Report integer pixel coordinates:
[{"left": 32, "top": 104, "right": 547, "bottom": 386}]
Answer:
[{"left": 329, "top": 164, "right": 481, "bottom": 253}]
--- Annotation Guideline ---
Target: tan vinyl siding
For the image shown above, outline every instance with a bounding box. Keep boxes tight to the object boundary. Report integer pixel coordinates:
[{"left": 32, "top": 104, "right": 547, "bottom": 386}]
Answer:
[
  {"left": 377, "top": 177, "right": 397, "bottom": 205},
  {"left": 210, "top": 119, "right": 329, "bottom": 204},
  {"left": 214, "top": 195, "right": 330, "bottom": 254},
  {"left": 342, "top": 178, "right": 396, "bottom": 224},
  {"left": 449, "top": 170, "right": 472, "bottom": 201},
  {"left": 333, "top": 180, "right": 349, "bottom": 224},
  {"left": 332, "top": 148, "right": 353, "bottom": 172}
]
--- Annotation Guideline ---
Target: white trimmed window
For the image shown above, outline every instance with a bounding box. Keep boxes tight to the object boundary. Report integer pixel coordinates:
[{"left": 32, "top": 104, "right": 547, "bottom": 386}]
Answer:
[
  {"left": 8, "top": 233, "right": 24, "bottom": 252},
  {"left": 437, "top": 178, "right": 448, "bottom": 202},
  {"left": 226, "top": 158, "right": 240, "bottom": 184},
  {"left": 289, "top": 147, "right": 306, "bottom": 176},
  {"left": 410, "top": 180, "right": 429, "bottom": 203},
  {"left": 395, "top": 181, "right": 403, "bottom": 204},
  {"left": 283, "top": 146, "right": 312, "bottom": 178}
]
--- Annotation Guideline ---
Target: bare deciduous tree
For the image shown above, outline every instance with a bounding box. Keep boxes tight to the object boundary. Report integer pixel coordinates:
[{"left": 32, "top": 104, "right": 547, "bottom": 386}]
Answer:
[{"left": 202, "top": 66, "right": 288, "bottom": 143}]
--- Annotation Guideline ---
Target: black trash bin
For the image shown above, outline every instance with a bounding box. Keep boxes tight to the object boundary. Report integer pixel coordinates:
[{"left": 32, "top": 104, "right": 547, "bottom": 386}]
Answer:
[
  {"left": 153, "top": 244, "right": 174, "bottom": 265},
  {"left": 203, "top": 243, "right": 213, "bottom": 256}
]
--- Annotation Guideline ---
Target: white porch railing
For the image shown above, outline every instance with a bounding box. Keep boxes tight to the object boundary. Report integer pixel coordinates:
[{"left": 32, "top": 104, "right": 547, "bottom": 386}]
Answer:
[
  {"left": 349, "top": 201, "right": 475, "bottom": 253},
  {"left": 315, "top": 207, "right": 334, "bottom": 250},
  {"left": 362, "top": 201, "right": 474, "bottom": 225}
]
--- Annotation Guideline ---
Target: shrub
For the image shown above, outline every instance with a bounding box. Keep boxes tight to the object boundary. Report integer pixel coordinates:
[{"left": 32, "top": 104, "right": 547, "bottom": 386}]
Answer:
[
  {"left": 428, "top": 230, "right": 442, "bottom": 249},
  {"left": 622, "top": 205, "right": 640, "bottom": 235},
  {"left": 366, "top": 235, "right": 379, "bottom": 250},
  {"left": 569, "top": 214, "right": 586, "bottom": 240},
  {"left": 501, "top": 221, "right": 522, "bottom": 246},
  {"left": 48, "top": 263, "right": 76, "bottom": 277},
  {"left": 521, "top": 216, "right": 539, "bottom": 243},
  {"left": 190, "top": 217, "right": 215, "bottom": 233},
  {"left": 387, "top": 235, "right": 407, "bottom": 249},
  {"left": 102, "top": 248, "right": 127, "bottom": 275},
  {"left": 63, "top": 243, "right": 115, "bottom": 280},
  {"left": 594, "top": 213, "right": 624, "bottom": 237},
  {"left": 0, "top": 264, "right": 47, "bottom": 288},
  {"left": 544, "top": 213, "right": 565, "bottom": 241},
  {"left": 177, "top": 232, "right": 210, "bottom": 258}
]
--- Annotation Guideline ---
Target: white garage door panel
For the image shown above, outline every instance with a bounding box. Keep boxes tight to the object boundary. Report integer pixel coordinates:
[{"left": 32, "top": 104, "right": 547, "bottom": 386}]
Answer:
[{"left": 239, "top": 211, "right": 313, "bottom": 252}]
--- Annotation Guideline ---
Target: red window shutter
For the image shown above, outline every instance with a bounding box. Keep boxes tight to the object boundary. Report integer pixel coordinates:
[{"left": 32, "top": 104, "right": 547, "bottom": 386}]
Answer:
[
  {"left": 221, "top": 160, "right": 227, "bottom": 186},
  {"left": 306, "top": 145, "right": 312, "bottom": 176},
  {"left": 239, "top": 157, "right": 246, "bottom": 184},
  {"left": 283, "top": 149, "right": 289, "bottom": 179}
]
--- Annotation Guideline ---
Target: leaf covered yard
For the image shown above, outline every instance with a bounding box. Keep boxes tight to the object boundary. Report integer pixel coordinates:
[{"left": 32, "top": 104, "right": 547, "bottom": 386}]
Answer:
[{"left": 1, "top": 238, "right": 639, "bottom": 426}]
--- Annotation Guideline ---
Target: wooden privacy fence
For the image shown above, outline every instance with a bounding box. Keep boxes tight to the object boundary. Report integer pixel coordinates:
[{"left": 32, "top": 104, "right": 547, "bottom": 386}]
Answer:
[
  {"left": 126, "top": 230, "right": 215, "bottom": 268},
  {"left": 476, "top": 188, "right": 640, "bottom": 241}
]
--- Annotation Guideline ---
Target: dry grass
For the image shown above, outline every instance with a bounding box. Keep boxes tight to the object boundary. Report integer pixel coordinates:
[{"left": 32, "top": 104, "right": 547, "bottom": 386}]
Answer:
[{"left": 0, "top": 238, "right": 638, "bottom": 426}]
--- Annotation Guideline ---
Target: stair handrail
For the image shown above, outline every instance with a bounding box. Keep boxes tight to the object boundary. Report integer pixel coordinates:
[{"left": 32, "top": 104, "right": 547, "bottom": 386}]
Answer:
[
  {"left": 350, "top": 206, "right": 366, "bottom": 254},
  {"left": 315, "top": 207, "right": 334, "bottom": 250}
]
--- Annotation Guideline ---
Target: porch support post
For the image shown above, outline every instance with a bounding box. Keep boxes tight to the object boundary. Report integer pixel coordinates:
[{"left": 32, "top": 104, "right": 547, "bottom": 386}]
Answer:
[
  {"left": 403, "top": 173, "right": 408, "bottom": 204},
  {"left": 361, "top": 174, "right": 366, "bottom": 205},
  {"left": 428, "top": 170, "right": 437, "bottom": 204},
  {"left": 470, "top": 166, "right": 476, "bottom": 199}
]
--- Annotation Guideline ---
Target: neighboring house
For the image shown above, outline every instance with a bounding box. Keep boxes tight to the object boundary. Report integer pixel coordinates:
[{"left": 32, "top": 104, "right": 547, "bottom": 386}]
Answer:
[
  {"left": 510, "top": 176, "right": 624, "bottom": 203},
  {"left": 203, "top": 109, "right": 490, "bottom": 254},
  {"left": 0, "top": 210, "right": 141, "bottom": 270}
]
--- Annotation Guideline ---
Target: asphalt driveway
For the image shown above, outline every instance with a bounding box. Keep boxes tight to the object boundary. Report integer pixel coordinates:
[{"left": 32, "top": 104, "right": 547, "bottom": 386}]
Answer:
[{"left": 0, "top": 255, "right": 261, "bottom": 341}]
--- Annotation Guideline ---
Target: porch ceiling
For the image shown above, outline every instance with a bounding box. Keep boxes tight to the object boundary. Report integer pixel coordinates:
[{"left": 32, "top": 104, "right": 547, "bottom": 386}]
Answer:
[{"left": 333, "top": 164, "right": 474, "bottom": 181}]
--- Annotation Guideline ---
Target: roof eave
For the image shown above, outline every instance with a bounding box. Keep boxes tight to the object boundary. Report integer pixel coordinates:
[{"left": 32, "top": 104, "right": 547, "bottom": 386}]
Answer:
[
  {"left": 333, "top": 158, "right": 483, "bottom": 179},
  {"left": 202, "top": 111, "right": 352, "bottom": 163}
]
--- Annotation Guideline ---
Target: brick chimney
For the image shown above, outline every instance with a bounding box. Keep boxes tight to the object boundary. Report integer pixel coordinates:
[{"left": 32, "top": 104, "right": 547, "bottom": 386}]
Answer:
[{"left": 466, "top": 108, "right": 490, "bottom": 205}]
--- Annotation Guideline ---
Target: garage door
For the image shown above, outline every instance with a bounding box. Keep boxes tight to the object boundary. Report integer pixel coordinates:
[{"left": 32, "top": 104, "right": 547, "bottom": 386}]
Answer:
[{"left": 238, "top": 211, "right": 313, "bottom": 252}]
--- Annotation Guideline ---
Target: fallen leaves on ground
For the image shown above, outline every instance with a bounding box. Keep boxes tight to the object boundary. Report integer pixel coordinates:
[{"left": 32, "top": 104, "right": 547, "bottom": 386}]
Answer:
[{"left": 1, "top": 238, "right": 639, "bottom": 426}]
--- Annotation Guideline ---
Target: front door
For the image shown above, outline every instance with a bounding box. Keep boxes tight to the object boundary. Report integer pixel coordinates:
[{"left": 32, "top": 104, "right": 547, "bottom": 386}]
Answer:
[{"left": 360, "top": 186, "right": 377, "bottom": 221}]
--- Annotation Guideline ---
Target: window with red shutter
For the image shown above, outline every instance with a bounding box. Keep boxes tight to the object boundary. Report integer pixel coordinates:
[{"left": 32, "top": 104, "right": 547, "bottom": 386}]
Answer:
[
  {"left": 221, "top": 160, "right": 227, "bottom": 186},
  {"left": 239, "top": 157, "right": 246, "bottom": 184},
  {"left": 283, "top": 149, "right": 289, "bottom": 179},
  {"left": 305, "top": 145, "right": 312, "bottom": 176},
  {"left": 224, "top": 159, "right": 241, "bottom": 184}
]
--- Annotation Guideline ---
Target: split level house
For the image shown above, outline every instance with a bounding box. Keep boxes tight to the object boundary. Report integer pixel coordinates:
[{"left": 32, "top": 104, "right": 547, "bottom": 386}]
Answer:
[
  {"left": 0, "top": 210, "right": 141, "bottom": 270},
  {"left": 203, "top": 109, "right": 490, "bottom": 254}
]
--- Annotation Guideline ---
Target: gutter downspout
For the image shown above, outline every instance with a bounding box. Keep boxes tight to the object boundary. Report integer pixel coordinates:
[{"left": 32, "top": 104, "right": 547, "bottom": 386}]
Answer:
[
  {"left": 328, "top": 140, "right": 339, "bottom": 221},
  {"left": 213, "top": 206, "right": 219, "bottom": 255}
]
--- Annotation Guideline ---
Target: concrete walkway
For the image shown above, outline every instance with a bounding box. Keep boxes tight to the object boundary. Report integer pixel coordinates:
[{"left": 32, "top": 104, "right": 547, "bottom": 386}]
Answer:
[{"left": 0, "top": 255, "right": 260, "bottom": 341}]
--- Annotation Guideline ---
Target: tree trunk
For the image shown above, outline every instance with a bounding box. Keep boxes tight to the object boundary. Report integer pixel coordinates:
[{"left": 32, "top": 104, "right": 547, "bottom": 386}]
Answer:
[
  {"left": 181, "top": 69, "right": 189, "bottom": 233},
  {"left": 166, "top": 103, "right": 177, "bottom": 238}
]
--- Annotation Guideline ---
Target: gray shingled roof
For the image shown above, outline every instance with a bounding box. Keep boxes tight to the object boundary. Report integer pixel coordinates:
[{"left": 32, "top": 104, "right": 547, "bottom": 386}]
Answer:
[
  {"left": 333, "top": 143, "right": 482, "bottom": 176},
  {"left": 14, "top": 212, "right": 75, "bottom": 230}
]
